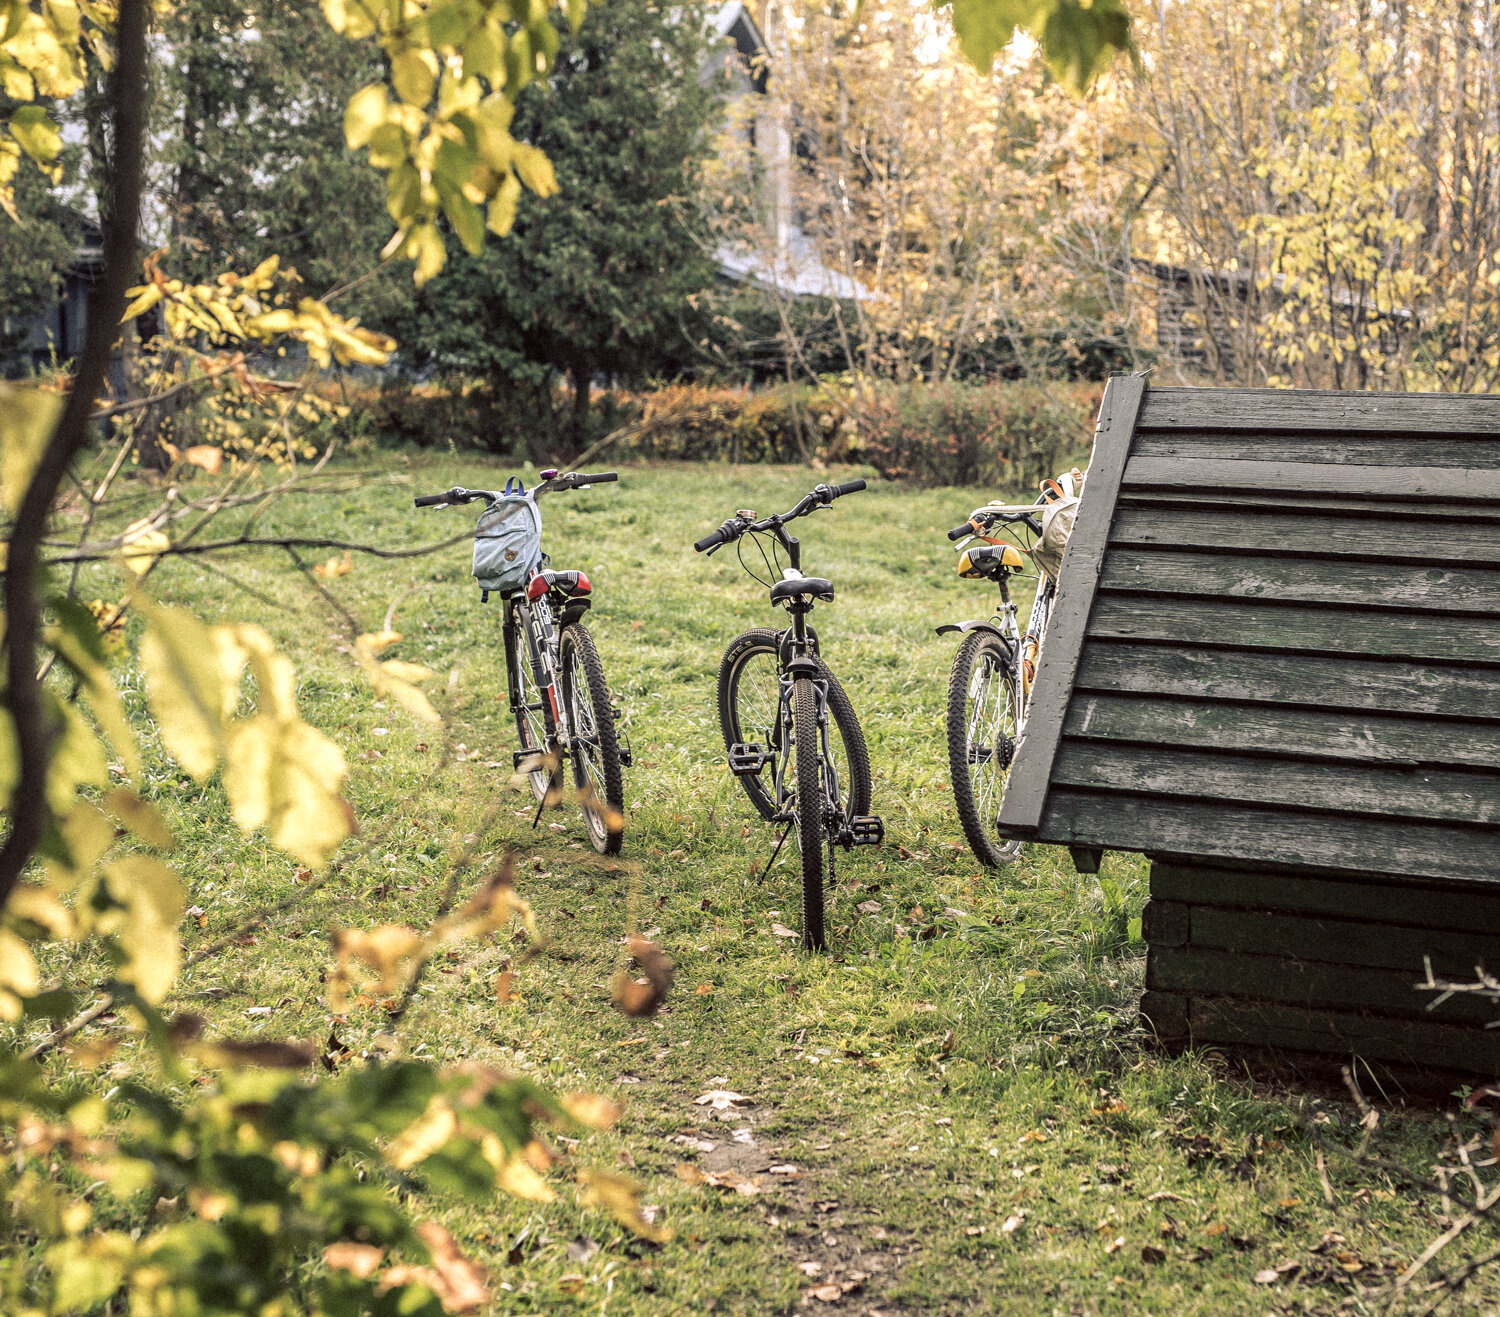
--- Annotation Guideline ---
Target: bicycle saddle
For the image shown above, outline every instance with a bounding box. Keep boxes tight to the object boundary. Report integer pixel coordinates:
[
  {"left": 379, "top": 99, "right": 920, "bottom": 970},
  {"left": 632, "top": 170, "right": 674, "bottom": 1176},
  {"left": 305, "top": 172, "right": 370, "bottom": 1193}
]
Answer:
[{"left": 770, "top": 575, "right": 835, "bottom": 604}]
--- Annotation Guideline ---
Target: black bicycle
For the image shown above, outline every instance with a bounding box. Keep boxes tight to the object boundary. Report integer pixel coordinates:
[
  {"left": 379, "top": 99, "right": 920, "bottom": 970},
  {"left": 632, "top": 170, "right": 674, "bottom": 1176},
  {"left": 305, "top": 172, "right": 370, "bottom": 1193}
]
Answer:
[
  {"left": 694, "top": 481, "right": 883, "bottom": 950},
  {"left": 415, "top": 470, "right": 627, "bottom": 854}
]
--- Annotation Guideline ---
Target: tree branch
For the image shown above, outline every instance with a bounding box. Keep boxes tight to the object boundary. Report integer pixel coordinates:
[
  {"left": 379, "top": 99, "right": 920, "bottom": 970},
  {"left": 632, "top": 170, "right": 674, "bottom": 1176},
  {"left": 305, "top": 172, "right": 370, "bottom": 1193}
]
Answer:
[{"left": 0, "top": 0, "right": 150, "bottom": 906}]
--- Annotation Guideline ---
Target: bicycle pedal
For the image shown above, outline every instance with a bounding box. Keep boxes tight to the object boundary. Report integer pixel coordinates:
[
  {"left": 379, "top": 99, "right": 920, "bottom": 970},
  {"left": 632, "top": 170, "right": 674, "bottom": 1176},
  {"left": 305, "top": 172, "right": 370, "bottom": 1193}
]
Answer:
[
  {"left": 727, "top": 742, "right": 772, "bottom": 775},
  {"left": 848, "top": 815, "right": 884, "bottom": 847}
]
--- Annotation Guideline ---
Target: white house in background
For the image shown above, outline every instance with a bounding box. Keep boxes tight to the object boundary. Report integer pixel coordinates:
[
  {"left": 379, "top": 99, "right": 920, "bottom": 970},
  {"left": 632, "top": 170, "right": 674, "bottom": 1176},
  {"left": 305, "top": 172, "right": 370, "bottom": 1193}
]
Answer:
[{"left": 705, "top": 1, "right": 870, "bottom": 302}]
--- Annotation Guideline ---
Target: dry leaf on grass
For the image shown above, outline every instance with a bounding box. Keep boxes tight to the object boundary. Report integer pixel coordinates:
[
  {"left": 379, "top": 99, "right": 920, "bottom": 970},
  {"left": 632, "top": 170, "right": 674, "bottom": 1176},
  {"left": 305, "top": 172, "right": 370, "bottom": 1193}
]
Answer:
[
  {"left": 770, "top": 923, "right": 798, "bottom": 939},
  {"left": 1001, "top": 1213, "right": 1025, "bottom": 1234},
  {"left": 693, "top": 1089, "right": 751, "bottom": 1110}
]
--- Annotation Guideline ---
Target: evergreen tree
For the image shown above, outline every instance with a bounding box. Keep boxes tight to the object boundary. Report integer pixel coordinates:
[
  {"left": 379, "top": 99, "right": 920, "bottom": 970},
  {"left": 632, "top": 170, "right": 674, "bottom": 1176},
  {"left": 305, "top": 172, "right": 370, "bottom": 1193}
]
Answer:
[{"left": 392, "top": 0, "right": 723, "bottom": 449}]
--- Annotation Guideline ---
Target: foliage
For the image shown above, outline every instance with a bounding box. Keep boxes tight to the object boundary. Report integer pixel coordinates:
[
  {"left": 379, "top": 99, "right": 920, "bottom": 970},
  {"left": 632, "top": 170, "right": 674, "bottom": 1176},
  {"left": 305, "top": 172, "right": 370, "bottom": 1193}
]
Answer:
[
  {"left": 0, "top": 164, "right": 78, "bottom": 370},
  {"left": 390, "top": 0, "right": 722, "bottom": 443}
]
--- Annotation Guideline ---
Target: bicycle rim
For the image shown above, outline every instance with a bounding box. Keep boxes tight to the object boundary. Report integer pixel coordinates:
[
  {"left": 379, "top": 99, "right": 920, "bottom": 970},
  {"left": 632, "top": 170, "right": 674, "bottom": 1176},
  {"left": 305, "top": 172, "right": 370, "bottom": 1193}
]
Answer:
[
  {"left": 947, "top": 631, "right": 1023, "bottom": 868},
  {"left": 560, "top": 625, "right": 624, "bottom": 855}
]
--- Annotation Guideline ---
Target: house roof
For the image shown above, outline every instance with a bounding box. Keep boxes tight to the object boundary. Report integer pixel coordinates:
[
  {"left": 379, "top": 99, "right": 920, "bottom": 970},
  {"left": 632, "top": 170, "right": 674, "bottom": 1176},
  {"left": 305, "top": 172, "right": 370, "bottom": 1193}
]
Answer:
[
  {"left": 714, "top": 235, "right": 873, "bottom": 302},
  {"left": 996, "top": 377, "right": 1500, "bottom": 885},
  {"left": 708, "top": 1, "right": 769, "bottom": 90}
]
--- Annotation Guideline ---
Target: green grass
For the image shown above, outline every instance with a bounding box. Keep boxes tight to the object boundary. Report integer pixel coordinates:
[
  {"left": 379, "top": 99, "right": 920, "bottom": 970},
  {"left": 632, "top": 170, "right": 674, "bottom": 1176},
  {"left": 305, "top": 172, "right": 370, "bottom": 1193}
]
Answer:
[{"left": 39, "top": 454, "right": 1500, "bottom": 1314}]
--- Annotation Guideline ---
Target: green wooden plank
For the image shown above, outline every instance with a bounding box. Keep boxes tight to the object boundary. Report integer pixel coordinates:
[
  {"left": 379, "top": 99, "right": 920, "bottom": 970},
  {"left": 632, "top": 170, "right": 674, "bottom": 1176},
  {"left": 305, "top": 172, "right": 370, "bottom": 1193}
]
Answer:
[
  {"left": 1064, "top": 692, "right": 1500, "bottom": 770},
  {"left": 1184, "top": 995, "right": 1500, "bottom": 1073},
  {"left": 1076, "top": 642, "right": 1500, "bottom": 720},
  {"left": 1124, "top": 455, "right": 1500, "bottom": 502},
  {"left": 1149, "top": 862, "right": 1500, "bottom": 932},
  {"left": 1137, "top": 387, "right": 1500, "bottom": 435},
  {"left": 1183, "top": 905, "right": 1500, "bottom": 979},
  {"left": 1102, "top": 548, "right": 1500, "bottom": 616},
  {"left": 1147, "top": 945, "right": 1497, "bottom": 1022},
  {"left": 1051, "top": 741, "right": 1500, "bottom": 825},
  {"left": 996, "top": 373, "right": 1143, "bottom": 837},
  {"left": 1088, "top": 596, "right": 1500, "bottom": 664},
  {"left": 1035, "top": 791, "right": 1500, "bottom": 883},
  {"left": 1111, "top": 506, "right": 1500, "bottom": 565},
  {"left": 1133, "top": 430, "right": 1500, "bottom": 467}
]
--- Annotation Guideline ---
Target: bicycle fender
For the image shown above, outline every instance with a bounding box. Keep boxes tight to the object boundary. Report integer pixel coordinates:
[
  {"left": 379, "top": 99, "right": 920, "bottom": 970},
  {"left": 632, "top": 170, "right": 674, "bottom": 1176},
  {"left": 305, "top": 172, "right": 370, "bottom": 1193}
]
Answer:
[{"left": 935, "top": 620, "right": 1015, "bottom": 656}]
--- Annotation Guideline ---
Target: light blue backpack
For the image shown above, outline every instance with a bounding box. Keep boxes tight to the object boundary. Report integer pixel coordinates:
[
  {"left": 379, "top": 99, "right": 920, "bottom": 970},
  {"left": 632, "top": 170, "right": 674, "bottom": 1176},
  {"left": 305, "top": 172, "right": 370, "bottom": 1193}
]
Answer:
[{"left": 472, "top": 477, "right": 543, "bottom": 594}]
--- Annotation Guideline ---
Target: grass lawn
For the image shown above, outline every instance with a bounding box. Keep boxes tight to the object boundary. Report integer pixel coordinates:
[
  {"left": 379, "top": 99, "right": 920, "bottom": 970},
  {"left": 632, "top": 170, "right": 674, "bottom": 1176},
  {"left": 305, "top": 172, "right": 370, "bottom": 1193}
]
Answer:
[{"left": 36, "top": 452, "right": 1500, "bottom": 1315}]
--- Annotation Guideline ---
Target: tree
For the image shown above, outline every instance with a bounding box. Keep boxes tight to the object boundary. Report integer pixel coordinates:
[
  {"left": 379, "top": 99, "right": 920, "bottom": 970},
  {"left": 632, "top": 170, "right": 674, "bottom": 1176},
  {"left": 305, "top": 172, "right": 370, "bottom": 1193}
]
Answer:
[
  {"left": 0, "top": 161, "right": 77, "bottom": 368},
  {"left": 393, "top": 0, "right": 723, "bottom": 450}
]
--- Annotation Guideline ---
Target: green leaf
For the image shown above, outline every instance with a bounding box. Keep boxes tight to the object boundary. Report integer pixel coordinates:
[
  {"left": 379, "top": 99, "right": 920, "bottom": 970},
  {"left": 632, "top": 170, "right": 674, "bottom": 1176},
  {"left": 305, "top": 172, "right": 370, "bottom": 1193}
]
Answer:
[
  {"left": 48, "top": 595, "right": 139, "bottom": 776},
  {"left": 44, "top": 693, "right": 108, "bottom": 817},
  {"left": 409, "top": 221, "right": 447, "bottom": 285},
  {"left": 425, "top": 0, "right": 472, "bottom": 48},
  {"left": 390, "top": 48, "right": 438, "bottom": 106},
  {"left": 511, "top": 142, "right": 557, "bottom": 197},
  {"left": 566, "top": 0, "right": 586, "bottom": 35},
  {"left": 462, "top": 22, "right": 507, "bottom": 84},
  {"left": 441, "top": 187, "right": 485, "bottom": 255},
  {"left": 1037, "top": 0, "right": 1132, "bottom": 93},
  {"left": 8, "top": 103, "right": 61, "bottom": 165},
  {"left": 487, "top": 170, "right": 521, "bottom": 236},
  {"left": 947, "top": 0, "right": 1033, "bottom": 75},
  {"left": 0, "top": 381, "right": 62, "bottom": 516}
]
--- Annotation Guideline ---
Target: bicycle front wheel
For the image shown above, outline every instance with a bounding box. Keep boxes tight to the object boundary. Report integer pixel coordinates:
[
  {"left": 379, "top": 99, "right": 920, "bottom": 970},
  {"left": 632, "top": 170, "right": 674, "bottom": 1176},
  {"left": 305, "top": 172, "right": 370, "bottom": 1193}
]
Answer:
[
  {"left": 792, "top": 676, "right": 827, "bottom": 952},
  {"left": 946, "top": 630, "right": 1024, "bottom": 868},
  {"left": 510, "top": 615, "right": 555, "bottom": 805},
  {"left": 718, "top": 627, "right": 872, "bottom": 823},
  {"left": 559, "top": 624, "right": 624, "bottom": 855}
]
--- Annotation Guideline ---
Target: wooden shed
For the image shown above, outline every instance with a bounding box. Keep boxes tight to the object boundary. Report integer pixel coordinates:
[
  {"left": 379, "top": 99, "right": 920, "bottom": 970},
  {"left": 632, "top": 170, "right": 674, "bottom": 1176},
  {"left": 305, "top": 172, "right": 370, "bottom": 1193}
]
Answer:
[{"left": 997, "top": 376, "right": 1500, "bottom": 1084}]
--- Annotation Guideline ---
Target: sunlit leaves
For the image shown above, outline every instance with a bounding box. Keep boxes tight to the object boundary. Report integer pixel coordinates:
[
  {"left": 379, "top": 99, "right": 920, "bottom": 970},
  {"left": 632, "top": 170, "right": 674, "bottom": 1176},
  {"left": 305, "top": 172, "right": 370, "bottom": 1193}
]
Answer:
[
  {"left": 325, "top": 0, "right": 583, "bottom": 282},
  {"left": 138, "top": 606, "right": 353, "bottom": 867},
  {"left": 0, "top": 381, "right": 63, "bottom": 516},
  {"left": 942, "top": 0, "right": 1132, "bottom": 90}
]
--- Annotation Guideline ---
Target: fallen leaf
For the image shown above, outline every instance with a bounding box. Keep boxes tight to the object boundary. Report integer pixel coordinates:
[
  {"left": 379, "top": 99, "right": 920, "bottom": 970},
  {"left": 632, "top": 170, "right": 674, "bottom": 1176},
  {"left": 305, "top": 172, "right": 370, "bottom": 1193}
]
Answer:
[
  {"left": 1147, "top": 1191, "right": 1185, "bottom": 1203},
  {"left": 856, "top": 900, "right": 881, "bottom": 915},
  {"left": 808, "top": 1284, "right": 843, "bottom": 1302},
  {"left": 675, "top": 1163, "right": 706, "bottom": 1186},
  {"left": 799, "top": 1261, "right": 823, "bottom": 1277},
  {"left": 770, "top": 923, "right": 798, "bottom": 939},
  {"left": 567, "top": 1235, "right": 600, "bottom": 1263},
  {"left": 695, "top": 984, "right": 714, "bottom": 995},
  {"left": 693, "top": 1090, "right": 751, "bottom": 1110},
  {"left": 1001, "top": 1213, "right": 1025, "bottom": 1234},
  {"left": 965, "top": 1226, "right": 985, "bottom": 1237},
  {"left": 1141, "top": 1244, "right": 1166, "bottom": 1264},
  {"left": 1104, "top": 1235, "right": 1126, "bottom": 1254},
  {"left": 1253, "top": 1269, "right": 1279, "bottom": 1285}
]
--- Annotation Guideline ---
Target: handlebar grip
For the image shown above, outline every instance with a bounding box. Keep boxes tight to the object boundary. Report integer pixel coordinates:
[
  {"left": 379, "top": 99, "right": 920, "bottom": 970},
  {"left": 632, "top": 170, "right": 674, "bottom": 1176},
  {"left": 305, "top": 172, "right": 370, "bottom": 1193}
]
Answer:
[
  {"left": 575, "top": 472, "right": 619, "bottom": 484},
  {"left": 414, "top": 493, "right": 450, "bottom": 507},
  {"left": 694, "top": 521, "right": 737, "bottom": 553},
  {"left": 946, "top": 520, "right": 976, "bottom": 541},
  {"left": 832, "top": 479, "right": 866, "bottom": 498}
]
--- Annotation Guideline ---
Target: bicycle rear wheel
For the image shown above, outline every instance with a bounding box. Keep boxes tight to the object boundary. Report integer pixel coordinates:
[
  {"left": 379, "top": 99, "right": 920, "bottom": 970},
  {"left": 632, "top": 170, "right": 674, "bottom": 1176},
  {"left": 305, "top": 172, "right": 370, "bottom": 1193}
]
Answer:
[
  {"left": 718, "top": 627, "right": 871, "bottom": 823},
  {"left": 559, "top": 624, "right": 624, "bottom": 855},
  {"left": 792, "top": 676, "right": 827, "bottom": 952},
  {"left": 946, "top": 630, "right": 1024, "bottom": 868}
]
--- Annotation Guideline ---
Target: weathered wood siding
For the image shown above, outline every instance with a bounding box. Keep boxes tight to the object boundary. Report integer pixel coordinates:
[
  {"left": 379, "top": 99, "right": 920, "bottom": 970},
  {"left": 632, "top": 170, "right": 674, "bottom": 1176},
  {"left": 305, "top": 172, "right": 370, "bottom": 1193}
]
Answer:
[{"left": 997, "top": 379, "right": 1500, "bottom": 1078}]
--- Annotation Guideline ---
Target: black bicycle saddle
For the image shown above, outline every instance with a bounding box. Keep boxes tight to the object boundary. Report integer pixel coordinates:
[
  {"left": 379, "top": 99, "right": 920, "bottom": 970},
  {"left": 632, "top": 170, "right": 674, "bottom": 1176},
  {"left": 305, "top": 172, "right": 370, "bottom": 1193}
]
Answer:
[{"left": 770, "top": 575, "right": 835, "bottom": 604}]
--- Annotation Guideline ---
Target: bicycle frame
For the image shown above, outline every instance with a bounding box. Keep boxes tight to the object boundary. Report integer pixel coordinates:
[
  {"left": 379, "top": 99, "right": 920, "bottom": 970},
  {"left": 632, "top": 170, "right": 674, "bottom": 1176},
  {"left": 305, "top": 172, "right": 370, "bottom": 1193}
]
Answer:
[{"left": 504, "top": 590, "right": 569, "bottom": 764}]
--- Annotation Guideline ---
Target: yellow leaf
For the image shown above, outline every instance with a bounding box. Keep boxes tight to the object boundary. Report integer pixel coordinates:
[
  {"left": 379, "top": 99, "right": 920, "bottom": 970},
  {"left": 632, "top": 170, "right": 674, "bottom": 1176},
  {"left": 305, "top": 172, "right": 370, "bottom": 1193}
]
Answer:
[
  {"left": 182, "top": 444, "right": 223, "bottom": 474},
  {"left": 104, "top": 788, "right": 174, "bottom": 849},
  {"left": 511, "top": 142, "right": 557, "bottom": 197},
  {"left": 379, "top": 659, "right": 433, "bottom": 685},
  {"left": 7, "top": 885, "right": 74, "bottom": 939},
  {"left": 120, "top": 283, "right": 163, "bottom": 322},
  {"left": 0, "top": 381, "right": 62, "bottom": 516},
  {"left": 119, "top": 525, "right": 170, "bottom": 576},
  {"left": 138, "top": 605, "right": 226, "bottom": 780},
  {"left": 0, "top": 929, "right": 40, "bottom": 1020},
  {"left": 410, "top": 222, "right": 447, "bottom": 286},
  {"left": 391, "top": 49, "right": 438, "bottom": 106},
  {"left": 7, "top": 104, "right": 61, "bottom": 165},
  {"left": 45, "top": 802, "right": 113, "bottom": 892},
  {"left": 560, "top": 1093, "right": 623, "bottom": 1129},
  {"left": 487, "top": 171, "right": 521, "bottom": 236},
  {"left": 46, "top": 695, "right": 108, "bottom": 816},
  {"left": 358, "top": 629, "right": 403, "bottom": 654},
  {"left": 312, "top": 551, "right": 353, "bottom": 580},
  {"left": 101, "top": 854, "right": 184, "bottom": 1005},
  {"left": 344, "top": 82, "right": 390, "bottom": 149},
  {"left": 577, "top": 1169, "right": 672, "bottom": 1243},
  {"left": 492, "top": 1147, "right": 556, "bottom": 1202},
  {"left": 388, "top": 1098, "right": 458, "bottom": 1169}
]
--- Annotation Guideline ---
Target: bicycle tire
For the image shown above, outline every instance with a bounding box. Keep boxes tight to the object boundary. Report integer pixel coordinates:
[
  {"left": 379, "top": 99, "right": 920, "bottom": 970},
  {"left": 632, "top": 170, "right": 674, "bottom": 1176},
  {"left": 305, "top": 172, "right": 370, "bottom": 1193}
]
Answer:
[
  {"left": 717, "top": 627, "right": 872, "bottom": 823},
  {"left": 509, "top": 611, "right": 555, "bottom": 805},
  {"left": 946, "top": 629, "right": 1024, "bottom": 868},
  {"left": 792, "top": 676, "right": 827, "bottom": 952},
  {"left": 559, "top": 624, "right": 625, "bottom": 856}
]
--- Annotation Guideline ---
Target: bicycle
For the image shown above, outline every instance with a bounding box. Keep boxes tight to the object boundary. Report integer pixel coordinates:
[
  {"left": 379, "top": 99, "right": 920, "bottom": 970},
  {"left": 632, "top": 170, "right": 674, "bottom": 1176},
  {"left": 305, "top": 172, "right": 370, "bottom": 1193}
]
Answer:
[
  {"left": 693, "top": 480, "right": 884, "bottom": 951},
  {"left": 414, "top": 469, "right": 628, "bottom": 855},
  {"left": 939, "top": 484, "right": 1070, "bottom": 868}
]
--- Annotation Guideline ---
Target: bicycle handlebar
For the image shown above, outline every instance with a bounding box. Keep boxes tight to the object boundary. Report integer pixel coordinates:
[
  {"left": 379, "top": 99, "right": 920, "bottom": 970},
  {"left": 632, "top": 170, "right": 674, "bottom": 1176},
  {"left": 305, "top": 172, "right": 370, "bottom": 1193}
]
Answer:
[
  {"left": 693, "top": 479, "right": 869, "bottom": 554},
  {"left": 413, "top": 471, "right": 620, "bottom": 509}
]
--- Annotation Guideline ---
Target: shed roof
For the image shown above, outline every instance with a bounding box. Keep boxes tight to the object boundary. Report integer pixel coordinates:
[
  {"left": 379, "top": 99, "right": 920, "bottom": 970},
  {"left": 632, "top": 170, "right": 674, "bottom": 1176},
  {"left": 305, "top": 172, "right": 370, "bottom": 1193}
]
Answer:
[{"left": 996, "top": 379, "right": 1500, "bottom": 886}]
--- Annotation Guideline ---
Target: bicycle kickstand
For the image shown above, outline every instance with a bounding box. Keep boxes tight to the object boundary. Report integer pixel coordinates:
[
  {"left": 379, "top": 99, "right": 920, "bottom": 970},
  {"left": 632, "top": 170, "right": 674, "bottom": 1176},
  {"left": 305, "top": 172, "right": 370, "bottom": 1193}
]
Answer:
[{"left": 759, "top": 820, "right": 794, "bottom": 880}]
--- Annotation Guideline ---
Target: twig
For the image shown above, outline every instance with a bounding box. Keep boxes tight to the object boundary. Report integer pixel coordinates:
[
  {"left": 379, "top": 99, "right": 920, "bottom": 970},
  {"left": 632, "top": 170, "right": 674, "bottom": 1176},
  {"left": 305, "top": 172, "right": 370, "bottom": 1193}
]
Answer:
[
  {"left": 1316, "top": 1149, "right": 1336, "bottom": 1207},
  {"left": 285, "top": 546, "right": 361, "bottom": 632},
  {"left": 45, "top": 528, "right": 471, "bottom": 567}
]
